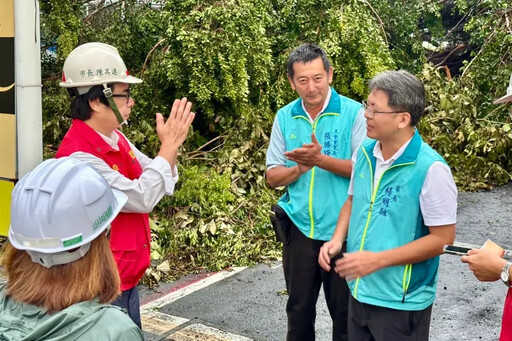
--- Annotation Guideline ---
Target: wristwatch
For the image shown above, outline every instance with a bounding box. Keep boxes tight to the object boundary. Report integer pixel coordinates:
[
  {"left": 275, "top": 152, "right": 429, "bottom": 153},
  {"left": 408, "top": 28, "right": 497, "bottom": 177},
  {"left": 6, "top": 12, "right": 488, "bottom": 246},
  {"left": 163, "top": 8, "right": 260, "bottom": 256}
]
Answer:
[{"left": 501, "top": 262, "right": 512, "bottom": 287}]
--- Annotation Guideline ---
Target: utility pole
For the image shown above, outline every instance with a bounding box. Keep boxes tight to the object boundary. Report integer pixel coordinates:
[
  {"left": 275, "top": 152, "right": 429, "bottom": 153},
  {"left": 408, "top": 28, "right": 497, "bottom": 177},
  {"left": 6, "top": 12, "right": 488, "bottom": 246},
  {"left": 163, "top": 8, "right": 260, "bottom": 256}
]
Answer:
[{"left": 0, "top": 0, "right": 42, "bottom": 236}]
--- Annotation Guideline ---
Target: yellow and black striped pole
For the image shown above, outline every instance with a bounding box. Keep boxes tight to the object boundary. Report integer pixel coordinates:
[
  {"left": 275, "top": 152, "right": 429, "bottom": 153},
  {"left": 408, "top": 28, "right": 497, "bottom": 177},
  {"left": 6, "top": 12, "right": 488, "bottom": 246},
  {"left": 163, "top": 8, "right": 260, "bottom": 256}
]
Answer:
[{"left": 0, "top": 0, "right": 16, "bottom": 236}]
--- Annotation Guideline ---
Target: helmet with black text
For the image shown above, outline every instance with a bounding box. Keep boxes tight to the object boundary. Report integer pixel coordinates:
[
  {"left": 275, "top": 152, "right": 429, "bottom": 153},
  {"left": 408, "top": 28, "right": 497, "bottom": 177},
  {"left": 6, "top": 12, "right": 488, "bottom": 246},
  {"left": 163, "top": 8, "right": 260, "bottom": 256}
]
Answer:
[{"left": 59, "top": 42, "right": 142, "bottom": 124}]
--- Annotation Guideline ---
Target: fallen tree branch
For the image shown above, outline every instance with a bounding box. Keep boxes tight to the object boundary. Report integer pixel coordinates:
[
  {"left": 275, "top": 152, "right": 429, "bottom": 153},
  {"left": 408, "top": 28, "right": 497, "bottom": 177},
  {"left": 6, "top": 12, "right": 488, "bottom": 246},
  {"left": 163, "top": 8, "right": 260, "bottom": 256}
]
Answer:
[
  {"left": 195, "top": 133, "right": 228, "bottom": 152},
  {"left": 362, "top": 0, "right": 388, "bottom": 46},
  {"left": 432, "top": 43, "right": 467, "bottom": 68},
  {"left": 83, "top": 0, "right": 125, "bottom": 23},
  {"left": 140, "top": 38, "right": 167, "bottom": 76},
  {"left": 443, "top": 65, "right": 452, "bottom": 81},
  {"left": 461, "top": 17, "right": 502, "bottom": 77}
]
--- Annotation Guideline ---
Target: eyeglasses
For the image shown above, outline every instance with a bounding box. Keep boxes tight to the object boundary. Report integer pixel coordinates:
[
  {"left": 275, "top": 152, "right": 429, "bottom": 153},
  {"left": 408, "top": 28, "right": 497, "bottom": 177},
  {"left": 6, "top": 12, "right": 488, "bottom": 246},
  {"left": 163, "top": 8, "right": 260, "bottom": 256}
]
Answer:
[
  {"left": 362, "top": 100, "right": 406, "bottom": 118},
  {"left": 112, "top": 89, "right": 132, "bottom": 103}
]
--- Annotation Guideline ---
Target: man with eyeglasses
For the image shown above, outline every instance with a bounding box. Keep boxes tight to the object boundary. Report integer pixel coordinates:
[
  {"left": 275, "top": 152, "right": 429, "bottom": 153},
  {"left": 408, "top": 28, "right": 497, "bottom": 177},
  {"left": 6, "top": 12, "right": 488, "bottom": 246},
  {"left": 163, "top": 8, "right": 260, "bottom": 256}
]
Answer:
[
  {"left": 319, "top": 70, "right": 457, "bottom": 341},
  {"left": 266, "top": 43, "right": 366, "bottom": 341},
  {"left": 56, "top": 42, "right": 195, "bottom": 328}
]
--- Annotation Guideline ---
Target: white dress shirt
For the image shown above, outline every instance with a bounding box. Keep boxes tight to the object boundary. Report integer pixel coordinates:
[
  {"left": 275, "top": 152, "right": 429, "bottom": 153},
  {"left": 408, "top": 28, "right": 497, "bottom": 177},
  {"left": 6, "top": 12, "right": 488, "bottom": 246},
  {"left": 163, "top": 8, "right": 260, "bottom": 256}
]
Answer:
[
  {"left": 348, "top": 137, "right": 457, "bottom": 226},
  {"left": 70, "top": 130, "right": 178, "bottom": 213}
]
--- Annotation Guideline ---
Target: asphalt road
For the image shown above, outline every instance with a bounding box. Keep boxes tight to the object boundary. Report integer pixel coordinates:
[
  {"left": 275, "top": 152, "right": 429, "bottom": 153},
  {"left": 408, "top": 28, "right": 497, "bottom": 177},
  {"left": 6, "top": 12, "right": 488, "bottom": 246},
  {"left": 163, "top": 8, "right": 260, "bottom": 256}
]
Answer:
[{"left": 140, "top": 182, "right": 512, "bottom": 340}]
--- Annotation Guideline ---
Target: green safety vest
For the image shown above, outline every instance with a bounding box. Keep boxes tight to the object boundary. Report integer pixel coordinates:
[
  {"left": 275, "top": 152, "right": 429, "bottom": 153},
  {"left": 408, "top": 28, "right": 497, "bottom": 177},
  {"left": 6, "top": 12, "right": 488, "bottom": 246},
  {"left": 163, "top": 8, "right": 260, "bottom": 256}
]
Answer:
[
  {"left": 348, "top": 131, "right": 446, "bottom": 310},
  {"left": 277, "top": 88, "right": 361, "bottom": 241}
]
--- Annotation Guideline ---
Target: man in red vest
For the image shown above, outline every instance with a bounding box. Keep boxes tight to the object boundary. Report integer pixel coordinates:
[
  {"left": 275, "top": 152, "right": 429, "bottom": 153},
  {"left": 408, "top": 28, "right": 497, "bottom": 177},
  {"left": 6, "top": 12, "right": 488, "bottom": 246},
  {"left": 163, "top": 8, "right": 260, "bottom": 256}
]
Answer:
[{"left": 56, "top": 42, "right": 195, "bottom": 328}]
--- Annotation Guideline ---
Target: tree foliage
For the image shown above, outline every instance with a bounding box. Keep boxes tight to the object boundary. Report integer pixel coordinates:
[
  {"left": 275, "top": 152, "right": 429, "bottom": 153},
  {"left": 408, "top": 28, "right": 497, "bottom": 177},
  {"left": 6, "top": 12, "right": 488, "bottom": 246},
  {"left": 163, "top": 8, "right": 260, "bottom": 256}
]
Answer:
[
  {"left": 419, "top": 65, "right": 512, "bottom": 191},
  {"left": 417, "top": 0, "right": 512, "bottom": 190},
  {"left": 38, "top": 0, "right": 512, "bottom": 279}
]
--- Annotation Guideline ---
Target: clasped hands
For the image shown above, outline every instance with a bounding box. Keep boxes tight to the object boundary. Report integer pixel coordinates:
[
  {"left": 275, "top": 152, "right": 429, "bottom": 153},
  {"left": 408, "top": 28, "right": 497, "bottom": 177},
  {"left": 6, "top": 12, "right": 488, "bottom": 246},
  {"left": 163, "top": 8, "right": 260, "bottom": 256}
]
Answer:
[
  {"left": 318, "top": 241, "right": 381, "bottom": 281},
  {"left": 284, "top": 133, "right": 323, "bottom": 173}
]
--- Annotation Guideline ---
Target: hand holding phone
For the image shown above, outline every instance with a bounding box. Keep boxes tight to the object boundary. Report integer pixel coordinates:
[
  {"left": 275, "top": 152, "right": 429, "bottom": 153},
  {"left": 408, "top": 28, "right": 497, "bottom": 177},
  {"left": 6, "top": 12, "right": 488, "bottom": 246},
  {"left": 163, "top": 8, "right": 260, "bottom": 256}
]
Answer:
[{"left": 444, "top": 239, "right": 505, "bottom": 257}]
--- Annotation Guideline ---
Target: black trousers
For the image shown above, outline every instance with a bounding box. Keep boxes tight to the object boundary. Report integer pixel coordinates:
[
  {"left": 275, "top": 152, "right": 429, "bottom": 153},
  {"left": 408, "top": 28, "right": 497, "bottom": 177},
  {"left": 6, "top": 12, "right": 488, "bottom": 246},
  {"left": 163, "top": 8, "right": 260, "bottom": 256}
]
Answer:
[
  {"left": 348, "top": 295, "right": 433, "bottom": 341},
  {"left": 112, "top": 286, "right": 142, "bottom": 329},
  {"left": 283, "top": 222, "right": 349, "bottom": 341}
]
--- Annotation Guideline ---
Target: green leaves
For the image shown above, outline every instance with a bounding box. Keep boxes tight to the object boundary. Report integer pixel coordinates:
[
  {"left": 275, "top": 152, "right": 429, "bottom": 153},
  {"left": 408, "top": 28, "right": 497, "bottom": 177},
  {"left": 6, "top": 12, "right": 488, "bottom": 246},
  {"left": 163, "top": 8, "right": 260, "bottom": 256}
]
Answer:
[
  {"left": 419, "top": 64, "right": 512, "bottom": 190},
  {"left": 38, "top": 0, "right": 512, "bottom": 280}
]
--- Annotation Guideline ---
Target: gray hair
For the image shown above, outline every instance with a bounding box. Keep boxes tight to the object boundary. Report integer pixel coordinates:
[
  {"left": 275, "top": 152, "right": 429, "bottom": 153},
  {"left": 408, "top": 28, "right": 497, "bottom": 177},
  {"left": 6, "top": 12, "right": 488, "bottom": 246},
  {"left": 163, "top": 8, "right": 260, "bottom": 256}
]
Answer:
[
  {"left": 287, "top": 43, "right": 331, "bottom": 79},
  {"left": 369, "top": 70, "right": 425, "bottom": 126}
]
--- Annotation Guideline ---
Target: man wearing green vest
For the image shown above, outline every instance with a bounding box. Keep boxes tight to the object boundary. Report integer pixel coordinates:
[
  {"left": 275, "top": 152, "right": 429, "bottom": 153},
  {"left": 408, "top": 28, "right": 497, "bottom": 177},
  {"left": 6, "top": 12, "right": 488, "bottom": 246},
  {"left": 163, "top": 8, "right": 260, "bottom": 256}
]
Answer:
[
  {"left": 266, "top": 43, "right": 366, "bottom": 340},
  {"left": 319, "top": 70, "right": 457, "bottom": 341}
]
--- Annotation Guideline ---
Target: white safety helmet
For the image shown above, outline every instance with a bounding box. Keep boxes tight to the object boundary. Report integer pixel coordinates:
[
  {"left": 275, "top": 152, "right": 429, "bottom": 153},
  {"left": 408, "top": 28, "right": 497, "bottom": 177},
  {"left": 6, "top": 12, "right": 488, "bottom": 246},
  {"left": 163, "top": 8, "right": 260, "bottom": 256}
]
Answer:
[
  {"left": 60, "top": 42, "right": 142, "bottom": 96},
  {"left": 494, "top": 73, "right": 512, "bottom": 104},
  {"left": 8, "top": 157, "right": 127, "bottom": 268}
]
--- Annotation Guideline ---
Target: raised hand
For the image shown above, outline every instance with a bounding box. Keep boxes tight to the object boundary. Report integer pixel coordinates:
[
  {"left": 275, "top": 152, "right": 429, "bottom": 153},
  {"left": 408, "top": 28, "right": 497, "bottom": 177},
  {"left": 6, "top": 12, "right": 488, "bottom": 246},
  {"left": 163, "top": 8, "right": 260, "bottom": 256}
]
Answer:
[
  {"left": 156, "top": 97, "right": 196, "bottom": 166},
  {"left": 156, "top": 97, "right": 195, "bottom": 148}
]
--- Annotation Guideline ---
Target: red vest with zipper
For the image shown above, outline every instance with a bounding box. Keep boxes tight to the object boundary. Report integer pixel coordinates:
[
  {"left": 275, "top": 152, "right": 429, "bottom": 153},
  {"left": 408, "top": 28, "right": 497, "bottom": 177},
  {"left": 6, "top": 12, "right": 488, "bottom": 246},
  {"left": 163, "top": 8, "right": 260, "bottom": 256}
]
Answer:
[
  {"left": 501, "top": 288, "right": 512, "bottom": 340},
  {"left": 56, "top": 119, "right": 151, "bottom": 291}
]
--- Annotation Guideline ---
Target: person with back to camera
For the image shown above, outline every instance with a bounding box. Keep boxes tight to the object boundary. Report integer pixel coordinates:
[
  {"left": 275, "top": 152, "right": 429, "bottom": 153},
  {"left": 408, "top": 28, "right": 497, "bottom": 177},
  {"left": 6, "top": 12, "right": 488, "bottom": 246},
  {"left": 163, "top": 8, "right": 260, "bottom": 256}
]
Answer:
[
  {"left": 462, "top": 73, "right": 512, "bottom": 341},
  {"left": 0, "top": 157, "right": 143, "bottom": 340},
  {"left": 55, "top": 42, "right": 195, "bottom": 328}
]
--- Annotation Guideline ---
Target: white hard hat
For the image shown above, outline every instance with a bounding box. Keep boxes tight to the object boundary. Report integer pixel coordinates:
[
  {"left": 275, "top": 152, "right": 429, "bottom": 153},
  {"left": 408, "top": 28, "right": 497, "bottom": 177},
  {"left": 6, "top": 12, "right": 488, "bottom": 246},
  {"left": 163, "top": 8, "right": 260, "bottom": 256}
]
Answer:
[
  {"left": 59, "top": 42, "right": 142, "bottom": 95},
  {"left": 494, "top": 73, "right": 512, "bottom": 104},
  {"left": 8, "top": 157, "right": 127, "bottom": 268}
]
